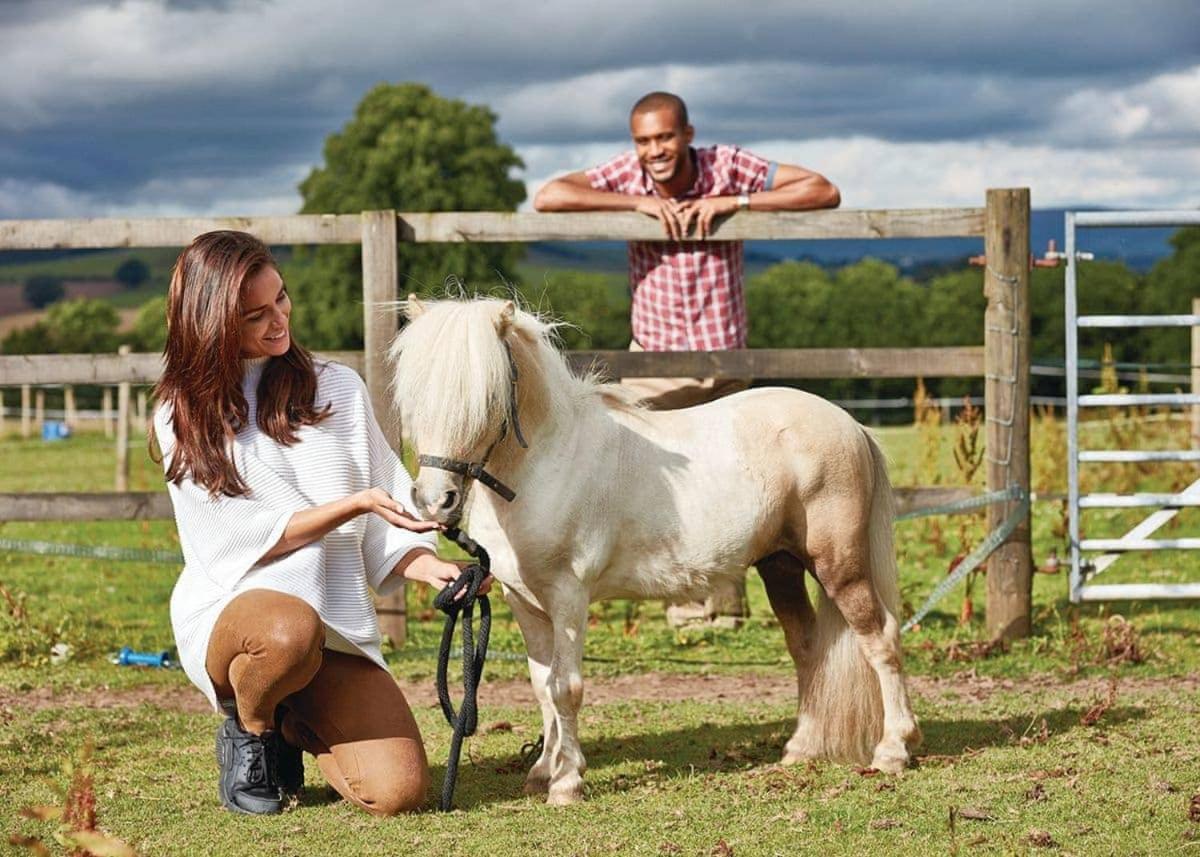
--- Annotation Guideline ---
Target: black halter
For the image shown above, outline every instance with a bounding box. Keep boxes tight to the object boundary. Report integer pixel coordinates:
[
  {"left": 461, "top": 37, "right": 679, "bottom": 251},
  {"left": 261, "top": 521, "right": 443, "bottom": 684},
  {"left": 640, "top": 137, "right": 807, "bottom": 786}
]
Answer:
[{"left": 417, "top": 340, "right": 528, "bottom": 504}]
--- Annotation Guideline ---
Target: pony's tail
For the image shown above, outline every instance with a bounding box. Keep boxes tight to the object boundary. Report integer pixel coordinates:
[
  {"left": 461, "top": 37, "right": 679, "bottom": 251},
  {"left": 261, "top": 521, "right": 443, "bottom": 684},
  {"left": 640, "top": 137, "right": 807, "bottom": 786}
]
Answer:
[{"left": 796, "top": 432, "right": 897, "bottom": 766}]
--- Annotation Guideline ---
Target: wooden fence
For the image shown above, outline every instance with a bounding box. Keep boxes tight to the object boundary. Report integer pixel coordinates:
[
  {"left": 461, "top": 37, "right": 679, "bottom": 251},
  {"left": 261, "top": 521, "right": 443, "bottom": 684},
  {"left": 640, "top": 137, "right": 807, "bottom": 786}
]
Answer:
[{"left": 0, "top": 190, "right": 1032, "bottom": 642}]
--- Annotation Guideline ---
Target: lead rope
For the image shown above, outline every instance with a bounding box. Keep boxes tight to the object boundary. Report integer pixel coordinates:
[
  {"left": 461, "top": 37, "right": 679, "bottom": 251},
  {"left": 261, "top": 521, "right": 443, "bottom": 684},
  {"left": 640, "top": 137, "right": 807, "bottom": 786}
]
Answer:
[{"left": 433, "top": 525, "right": 492, "bottom": 811}]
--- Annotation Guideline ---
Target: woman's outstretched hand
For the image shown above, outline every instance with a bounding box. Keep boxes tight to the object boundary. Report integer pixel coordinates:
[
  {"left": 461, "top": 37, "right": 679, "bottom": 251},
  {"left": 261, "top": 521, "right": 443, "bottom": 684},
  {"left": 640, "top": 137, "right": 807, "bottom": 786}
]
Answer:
[
  {"left": 401, "top": 552, "right": 494, "bottom": 599},
  {"left": 355, "top": 487, "right": 441, "bottom": 533}
]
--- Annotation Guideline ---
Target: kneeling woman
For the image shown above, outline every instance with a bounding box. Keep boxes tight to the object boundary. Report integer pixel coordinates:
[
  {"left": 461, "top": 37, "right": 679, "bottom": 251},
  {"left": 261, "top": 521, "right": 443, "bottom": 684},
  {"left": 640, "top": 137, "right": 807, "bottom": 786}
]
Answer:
[{"left": 153, "top": 230, "right": 478, "bottom": 815}]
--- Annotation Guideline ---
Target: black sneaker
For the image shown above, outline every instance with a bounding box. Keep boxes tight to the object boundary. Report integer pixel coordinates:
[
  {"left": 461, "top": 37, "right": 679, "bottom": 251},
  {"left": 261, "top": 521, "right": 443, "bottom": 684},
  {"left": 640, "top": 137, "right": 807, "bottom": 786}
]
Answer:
[
  {"left": 275, "top": 734, "right": 304, "bottom": 798},
  {"left": 215, "top": 718, "right": 284, "bottom": 815}
]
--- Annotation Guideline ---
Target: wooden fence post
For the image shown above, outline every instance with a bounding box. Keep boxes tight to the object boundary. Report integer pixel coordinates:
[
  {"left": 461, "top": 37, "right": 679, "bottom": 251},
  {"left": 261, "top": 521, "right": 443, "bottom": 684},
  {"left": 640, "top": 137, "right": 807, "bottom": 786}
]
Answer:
[
  {"left": 0, "top": 388, "right": 5, "bottom": 434},
  {"left": 136, "top": 389, "right": 147, "bottom": 430},
  {"left": 1191, "top": 297, "right": 1200, "bottom": 448},
  {"left": 362, "top": 211, "right": 407, "bottom": 646},
  {"left": 984, "top": 188, "right": 1033, "bottom": 641},
  {"left": 21, "top": 385, "right": 31, "bottom": 438},
  {"left": 116, "top": 346, "right": 132, "bottom": 492},
  {"left": 64, "top": 385, "right": 77, "bottom": 430},
  {"left": 102, "top": 387, "right": 113, "bottom": 438},
  {"left": 34, "top": 388, "right": 45, "bottom": 433}
]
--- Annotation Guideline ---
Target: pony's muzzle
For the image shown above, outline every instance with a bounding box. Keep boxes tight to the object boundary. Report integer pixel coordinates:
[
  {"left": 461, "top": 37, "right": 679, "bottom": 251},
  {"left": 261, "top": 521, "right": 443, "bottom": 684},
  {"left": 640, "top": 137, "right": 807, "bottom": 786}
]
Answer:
[{"left": 412, "top": 479, "right": 464, "bottom": 525}]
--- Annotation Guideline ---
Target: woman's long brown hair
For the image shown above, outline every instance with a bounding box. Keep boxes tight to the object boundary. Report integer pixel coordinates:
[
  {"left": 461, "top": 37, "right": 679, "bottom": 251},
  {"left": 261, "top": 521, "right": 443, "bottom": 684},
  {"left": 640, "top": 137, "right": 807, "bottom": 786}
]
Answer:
[{"left": 152, "top": 230, "right": 329, "bottom": 497}]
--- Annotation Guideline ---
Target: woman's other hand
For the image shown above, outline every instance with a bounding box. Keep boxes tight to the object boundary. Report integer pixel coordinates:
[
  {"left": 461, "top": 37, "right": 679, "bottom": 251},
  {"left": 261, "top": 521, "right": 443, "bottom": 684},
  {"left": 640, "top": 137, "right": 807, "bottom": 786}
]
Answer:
[{"left": 400, "top": 552, "right": 494, "bottom": 599}]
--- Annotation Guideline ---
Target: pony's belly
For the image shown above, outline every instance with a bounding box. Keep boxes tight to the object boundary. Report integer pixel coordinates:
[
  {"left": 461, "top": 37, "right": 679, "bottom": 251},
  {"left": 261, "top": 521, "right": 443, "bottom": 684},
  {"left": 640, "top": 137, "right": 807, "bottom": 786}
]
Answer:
[{"left": 591, "top": 558, "right": 745, "bottom": 603}]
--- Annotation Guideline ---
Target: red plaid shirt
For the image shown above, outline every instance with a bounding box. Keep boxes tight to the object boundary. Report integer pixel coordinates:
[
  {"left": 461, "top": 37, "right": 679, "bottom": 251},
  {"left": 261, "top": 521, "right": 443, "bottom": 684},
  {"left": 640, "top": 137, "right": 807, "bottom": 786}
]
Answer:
[{"left": 586, "top": 144, "right": 774, "bottom": 351}]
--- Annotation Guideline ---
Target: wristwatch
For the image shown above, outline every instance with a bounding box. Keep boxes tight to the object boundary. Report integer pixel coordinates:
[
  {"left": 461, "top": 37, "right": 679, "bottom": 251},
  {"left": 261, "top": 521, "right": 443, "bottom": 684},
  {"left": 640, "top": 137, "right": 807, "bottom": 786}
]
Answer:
[{"left": 737, "top": 193, "right": 751, "bottom": 210}]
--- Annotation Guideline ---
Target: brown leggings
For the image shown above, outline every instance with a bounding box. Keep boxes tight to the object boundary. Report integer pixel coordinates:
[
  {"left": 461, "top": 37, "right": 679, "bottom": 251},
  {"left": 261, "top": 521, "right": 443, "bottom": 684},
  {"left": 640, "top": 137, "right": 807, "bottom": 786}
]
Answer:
[{"left": 205, "top": 589, "right": 430, "bottom": 816}]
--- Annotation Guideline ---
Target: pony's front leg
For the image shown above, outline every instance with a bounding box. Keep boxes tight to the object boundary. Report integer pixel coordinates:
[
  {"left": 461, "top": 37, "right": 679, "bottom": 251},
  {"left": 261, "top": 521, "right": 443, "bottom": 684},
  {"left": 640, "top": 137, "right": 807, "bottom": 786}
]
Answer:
[
  {"left": 507, "top": 593, "right": 558, "bottom": 795},
  {"left": 545, "top": 592, "right": 590, "bottom": 806}
]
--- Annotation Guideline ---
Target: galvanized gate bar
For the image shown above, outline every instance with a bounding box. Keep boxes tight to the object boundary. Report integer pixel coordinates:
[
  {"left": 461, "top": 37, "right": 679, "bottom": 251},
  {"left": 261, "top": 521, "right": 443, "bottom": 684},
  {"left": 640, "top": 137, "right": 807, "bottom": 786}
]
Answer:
[
  {"left": 1074, "top": 210, "right": 1200, "bottom": 227},
  {"left": 1079, "top": 583, "right": 1200, "bottom": 601},
  {"left": 1080, "top": 393, "right": 1200, "bottom": 407},
  {"left": 1080, "top": 450, "right": 1200, "bottom": 462},
  {"left": 1078, "top": 314, "right": 1200, "bottom": 328},
  {"left": 1066, "top": 212, "right": 1083, "bottom": 602},
  {"left": 1080, "top": 493, "right": 1200, "bottom": 508},
  {"left": 1081, "top": 538, "right": 1200, "bottom": 551}
]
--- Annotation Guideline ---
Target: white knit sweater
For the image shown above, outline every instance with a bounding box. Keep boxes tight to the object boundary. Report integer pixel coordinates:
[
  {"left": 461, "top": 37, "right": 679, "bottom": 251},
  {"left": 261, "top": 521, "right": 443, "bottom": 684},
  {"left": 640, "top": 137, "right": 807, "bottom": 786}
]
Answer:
[{"left": 156, "top": 357, "right": 436, "bottom": 711}]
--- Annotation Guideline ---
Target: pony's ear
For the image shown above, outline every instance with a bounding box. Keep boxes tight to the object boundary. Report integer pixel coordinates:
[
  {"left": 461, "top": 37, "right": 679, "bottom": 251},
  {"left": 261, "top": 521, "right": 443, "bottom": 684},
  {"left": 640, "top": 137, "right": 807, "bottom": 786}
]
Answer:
[
  {"left": 495, "top": 300, "right": 515, "bottom": 337},
  {"left": 403, "top": 294, "right": 427, "bottom": 320}
]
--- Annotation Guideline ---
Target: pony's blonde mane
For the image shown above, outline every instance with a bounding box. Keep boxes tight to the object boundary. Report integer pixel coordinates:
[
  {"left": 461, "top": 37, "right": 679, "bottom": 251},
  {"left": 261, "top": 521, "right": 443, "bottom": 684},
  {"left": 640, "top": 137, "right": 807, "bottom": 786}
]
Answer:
[{"left": 388, "top": 296, "right": 638, "bottom": 454}]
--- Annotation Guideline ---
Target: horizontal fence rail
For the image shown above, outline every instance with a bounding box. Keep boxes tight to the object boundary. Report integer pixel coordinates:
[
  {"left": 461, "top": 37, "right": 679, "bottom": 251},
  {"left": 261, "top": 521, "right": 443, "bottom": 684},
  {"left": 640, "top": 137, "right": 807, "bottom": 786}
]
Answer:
[
  {"left": 3, "top": 347, "right": 983, "bottom": 386},
  {"left": 0, "top": 351, "right": 364, "bottom": 386},
  {"left": 0, "top": 208, "right": 986, "bottom": 250}
]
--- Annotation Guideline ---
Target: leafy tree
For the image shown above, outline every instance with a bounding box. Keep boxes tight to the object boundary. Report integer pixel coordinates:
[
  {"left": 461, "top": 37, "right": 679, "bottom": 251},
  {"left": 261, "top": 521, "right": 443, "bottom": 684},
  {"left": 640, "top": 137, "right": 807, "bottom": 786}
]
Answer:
[
  {"left": 1, "top": 319, "right": 54, "bottom": 354},
  {"left": 288, "top": 82, "right": 526, "bottom": 349},
  {"left": 44, "top": 298, "right": 121, "bottom": 353},
  {"left": 1138, "top": 226, "right": 1200, "bottom": 369},
  {"left": 114, "top": 257, "right": 150, "bottom": 290},
  {"left": 23, "top": 274, "right": 64, "bottom": 309},
  {"left": 746, "top": 260, "right": 834, "bottom": 350},
  {"left": 0, "top": 298, "right": 119, "bottom": 354},
  {"left": 129, "top": 295, "right": 167, "bottom": 352},
  {"left": 523, "top": 271, "right": 630, "bottom": 350}
]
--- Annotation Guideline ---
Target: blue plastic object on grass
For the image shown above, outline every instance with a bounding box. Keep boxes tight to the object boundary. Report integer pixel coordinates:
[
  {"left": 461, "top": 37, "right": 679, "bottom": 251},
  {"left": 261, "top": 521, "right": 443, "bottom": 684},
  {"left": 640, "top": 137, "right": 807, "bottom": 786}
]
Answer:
[
  {"left": 41, "top": 421, "right": 71, "bottom": 441},
  {"left": 111, "top": 646, "right": 177, "bottom": 668}
]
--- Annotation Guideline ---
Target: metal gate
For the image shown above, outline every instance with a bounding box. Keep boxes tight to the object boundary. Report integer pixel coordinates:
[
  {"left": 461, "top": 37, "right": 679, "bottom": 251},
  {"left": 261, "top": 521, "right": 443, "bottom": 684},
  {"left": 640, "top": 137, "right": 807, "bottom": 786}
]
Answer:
[{"left": 1066, "top": 209, "right": 1200, "bottom": 602}]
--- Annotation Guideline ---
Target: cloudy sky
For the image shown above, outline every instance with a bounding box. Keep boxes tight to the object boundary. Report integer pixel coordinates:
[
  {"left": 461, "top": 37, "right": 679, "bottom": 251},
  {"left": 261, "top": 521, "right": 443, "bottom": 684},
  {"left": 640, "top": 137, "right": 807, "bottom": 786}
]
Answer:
[{"left": 1, "top": 0, "right": 1197, "bottom": 219}]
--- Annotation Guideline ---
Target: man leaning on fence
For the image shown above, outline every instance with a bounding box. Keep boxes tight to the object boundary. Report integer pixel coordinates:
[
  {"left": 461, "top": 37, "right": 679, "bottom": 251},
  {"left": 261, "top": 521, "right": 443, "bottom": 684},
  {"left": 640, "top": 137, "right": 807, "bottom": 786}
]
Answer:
[{"left": 534, "top": 91, "right": 841, "bottom": 626}]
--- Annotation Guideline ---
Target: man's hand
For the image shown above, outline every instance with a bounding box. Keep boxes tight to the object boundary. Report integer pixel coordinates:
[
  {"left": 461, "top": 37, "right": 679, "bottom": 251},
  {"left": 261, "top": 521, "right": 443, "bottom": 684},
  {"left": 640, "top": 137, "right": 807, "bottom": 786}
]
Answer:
[
  {"left": 635, "top": 196, "right": 741, "bottom": 240},
  {"left": 678, "top": 196, "right": 740, "bottom": 239},
  {"left": 634, "top": 196, "right": 691, "bottom": 241}
]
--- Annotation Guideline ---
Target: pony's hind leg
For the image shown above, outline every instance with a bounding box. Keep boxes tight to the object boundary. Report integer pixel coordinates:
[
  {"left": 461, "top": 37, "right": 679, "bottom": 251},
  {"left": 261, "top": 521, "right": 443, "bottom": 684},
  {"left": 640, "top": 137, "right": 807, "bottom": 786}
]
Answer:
[
  {"left": 507, "top": 593, "right": 559, "bottom": 795},
  {"left": 820, "top": 566, "right": 920, "bottom": 773},
  {"left": 756, "top": 552, "right": 823, "bottom": 764}
]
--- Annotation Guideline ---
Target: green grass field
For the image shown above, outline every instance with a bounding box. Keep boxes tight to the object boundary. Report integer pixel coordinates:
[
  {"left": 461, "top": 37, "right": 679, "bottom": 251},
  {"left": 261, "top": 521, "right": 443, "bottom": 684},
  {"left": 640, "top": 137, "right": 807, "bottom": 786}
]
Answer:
[{"left": 1, "top": 417, "right": 1198, "bottom": 855}]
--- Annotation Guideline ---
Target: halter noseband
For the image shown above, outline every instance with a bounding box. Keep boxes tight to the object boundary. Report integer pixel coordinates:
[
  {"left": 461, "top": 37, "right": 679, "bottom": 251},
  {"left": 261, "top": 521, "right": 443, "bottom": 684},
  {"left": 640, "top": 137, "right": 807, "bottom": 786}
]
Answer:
[{"left": 417, "top": 339, "right": 528, "bottom": 504}]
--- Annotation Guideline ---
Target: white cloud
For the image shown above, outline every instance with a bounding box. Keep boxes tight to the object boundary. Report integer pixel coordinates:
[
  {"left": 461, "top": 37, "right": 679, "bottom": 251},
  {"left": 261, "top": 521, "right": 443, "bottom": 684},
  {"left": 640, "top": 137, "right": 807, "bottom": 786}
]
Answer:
[
  {"left": 0, "top": 178, "right": 94, "bottom": 219},
  {"left": 1050, "top": 66, "right": 1200, "bottom": 146}
]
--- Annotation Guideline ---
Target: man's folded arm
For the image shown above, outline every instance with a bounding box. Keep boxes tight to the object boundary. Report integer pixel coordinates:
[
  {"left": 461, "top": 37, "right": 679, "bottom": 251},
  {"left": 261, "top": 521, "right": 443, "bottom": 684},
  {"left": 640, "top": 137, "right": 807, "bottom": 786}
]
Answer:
[{"left": 534, "top": 171, "right": 641, "bottom": 212}]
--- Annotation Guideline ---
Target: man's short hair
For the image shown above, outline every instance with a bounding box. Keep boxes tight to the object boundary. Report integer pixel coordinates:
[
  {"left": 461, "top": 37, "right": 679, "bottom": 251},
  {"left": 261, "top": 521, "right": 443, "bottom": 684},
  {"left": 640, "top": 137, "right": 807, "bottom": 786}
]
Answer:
[{"left": 631, "top": 92, "right": 689, "bottom": 128}]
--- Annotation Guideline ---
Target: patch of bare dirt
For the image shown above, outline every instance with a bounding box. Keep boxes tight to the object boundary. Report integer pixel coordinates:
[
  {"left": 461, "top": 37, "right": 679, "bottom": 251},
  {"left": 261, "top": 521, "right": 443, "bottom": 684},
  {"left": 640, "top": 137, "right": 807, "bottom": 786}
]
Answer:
[{"left": 2, "top": 671, "right": 1197, "bottom": 715}]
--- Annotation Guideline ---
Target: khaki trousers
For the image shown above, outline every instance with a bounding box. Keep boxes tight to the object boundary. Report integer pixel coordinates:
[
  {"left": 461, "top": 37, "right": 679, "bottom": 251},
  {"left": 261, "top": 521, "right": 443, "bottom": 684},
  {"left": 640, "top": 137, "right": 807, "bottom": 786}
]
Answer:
[
  {"left": 620, "top": 339, "right": 750, "bottom": 411},
  {"left": 206, "top": 590, "right": 430, "bottom": 815}
]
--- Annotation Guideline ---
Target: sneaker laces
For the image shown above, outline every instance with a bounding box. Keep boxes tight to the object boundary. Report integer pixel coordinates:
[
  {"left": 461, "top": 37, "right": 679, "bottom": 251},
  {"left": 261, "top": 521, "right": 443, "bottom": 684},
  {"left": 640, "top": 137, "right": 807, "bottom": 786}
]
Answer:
[{"left": 233, "top": 732, "right": 276, "bottom": 788}]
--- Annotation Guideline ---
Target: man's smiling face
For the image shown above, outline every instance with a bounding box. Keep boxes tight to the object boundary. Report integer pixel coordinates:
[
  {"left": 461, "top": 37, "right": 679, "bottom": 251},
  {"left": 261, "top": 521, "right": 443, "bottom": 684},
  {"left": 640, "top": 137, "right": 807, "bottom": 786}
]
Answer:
[{"left": 631, "top": 106, "right": 694, "bottom": 190}]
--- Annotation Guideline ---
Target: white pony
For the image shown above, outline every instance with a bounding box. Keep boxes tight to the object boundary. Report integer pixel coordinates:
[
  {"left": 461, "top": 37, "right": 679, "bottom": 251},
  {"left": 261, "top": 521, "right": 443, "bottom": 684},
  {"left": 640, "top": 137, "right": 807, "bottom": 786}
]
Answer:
[{"left": 389, "top": 296, "right": 920, "bottom": 805}]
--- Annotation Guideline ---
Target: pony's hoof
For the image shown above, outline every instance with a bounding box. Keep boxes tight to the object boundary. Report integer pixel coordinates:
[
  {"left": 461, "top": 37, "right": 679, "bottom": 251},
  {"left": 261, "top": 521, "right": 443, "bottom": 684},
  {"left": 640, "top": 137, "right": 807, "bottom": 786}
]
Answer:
[
  {"left": 780, "top": 751, "right": 815, "bottom": 766},
  {"left": 870, "top": 744, "right": 910, "bottom": 774},
  {"left": 522, "top": 775, "right": 549, "bottom": 796},
  {"left": 780, "top": 735, "right": 821, "bottom": 765},
  {"left": 546, "top": 778, "right": 584, "bottom": 806}
]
